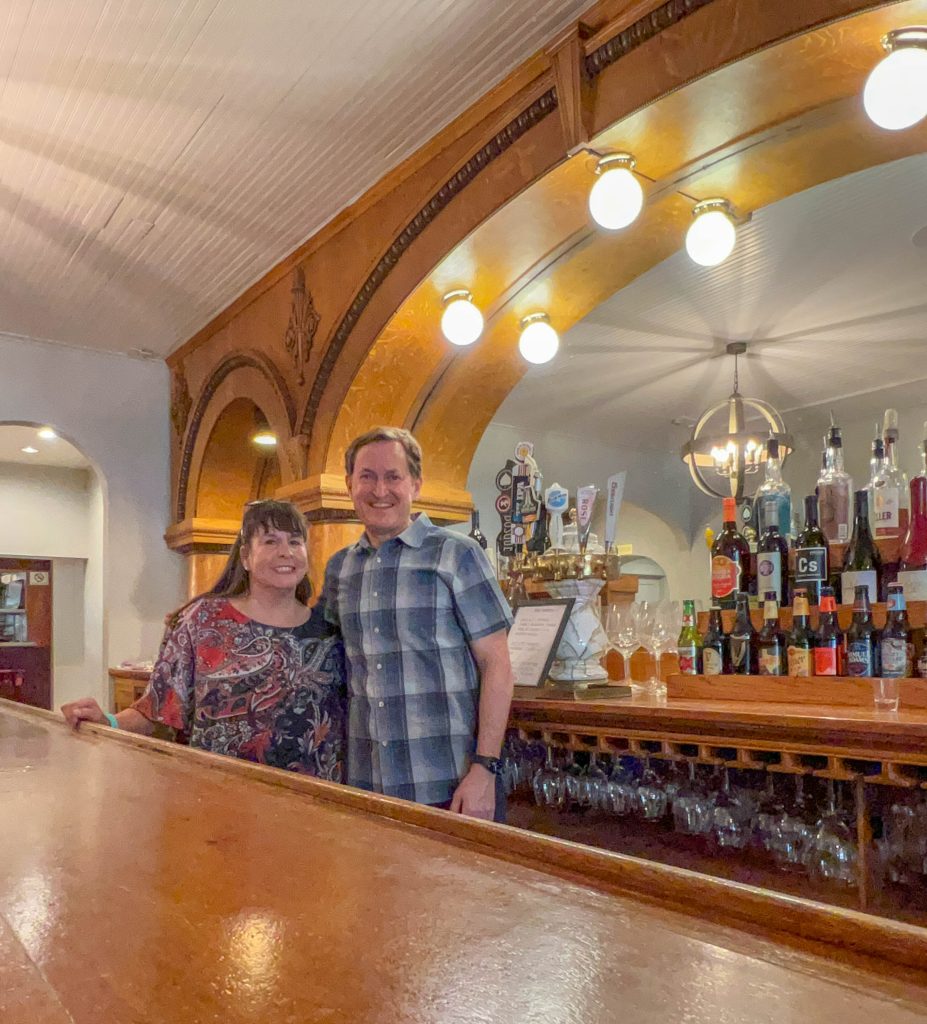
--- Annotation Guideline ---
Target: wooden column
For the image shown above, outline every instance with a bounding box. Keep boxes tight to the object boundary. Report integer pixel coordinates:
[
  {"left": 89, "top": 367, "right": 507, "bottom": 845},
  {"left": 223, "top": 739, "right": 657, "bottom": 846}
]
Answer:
[{"left": 163, "top": 518, "right": 239, "bottom": 599}]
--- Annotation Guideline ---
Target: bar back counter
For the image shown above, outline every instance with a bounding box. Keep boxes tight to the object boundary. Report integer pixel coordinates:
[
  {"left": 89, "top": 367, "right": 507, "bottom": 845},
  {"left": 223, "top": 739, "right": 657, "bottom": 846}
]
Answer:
[{"left": 2, "top": 698, "right": 927, "bottom": 1023}]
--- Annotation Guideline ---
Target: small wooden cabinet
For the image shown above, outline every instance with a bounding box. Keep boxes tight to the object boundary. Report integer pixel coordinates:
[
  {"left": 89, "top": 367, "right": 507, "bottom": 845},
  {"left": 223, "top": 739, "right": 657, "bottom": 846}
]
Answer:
[{"left": 109, "top": 668, "right": 150, "bottom": 713}]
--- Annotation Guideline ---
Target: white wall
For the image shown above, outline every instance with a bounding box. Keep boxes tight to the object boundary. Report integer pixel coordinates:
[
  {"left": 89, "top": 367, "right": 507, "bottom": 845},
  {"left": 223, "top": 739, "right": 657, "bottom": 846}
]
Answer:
[
  {"left": 0, "top": 463, "right": 93, "bottom": 557},
  {"left": 1, "top": 332, "right": 184, "bottom": 706}
]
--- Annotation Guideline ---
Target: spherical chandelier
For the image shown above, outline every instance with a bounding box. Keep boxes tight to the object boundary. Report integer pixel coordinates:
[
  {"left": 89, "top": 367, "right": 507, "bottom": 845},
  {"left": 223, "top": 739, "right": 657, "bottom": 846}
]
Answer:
[
  {"left": 588, "top": 153, "right": 644, "bottom": 230},
  {"left": 440, "top": 290, "right": 484, "bottom": 346},
  {"left": 680, "top": 342, "right": 793, "bottom": 500},
  {"left": 863, "top": 27, "right": 927, "bottom": 131}
]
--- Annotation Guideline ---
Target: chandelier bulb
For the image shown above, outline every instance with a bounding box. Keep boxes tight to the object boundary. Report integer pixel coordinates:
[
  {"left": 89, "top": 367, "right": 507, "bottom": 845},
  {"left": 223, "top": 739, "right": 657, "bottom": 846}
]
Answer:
[
  {"left": 863, "top": 28, "right": 927, "bottom": 131},
  {"left": 440, "top": 290, "right": 484, "bottom": 347}
]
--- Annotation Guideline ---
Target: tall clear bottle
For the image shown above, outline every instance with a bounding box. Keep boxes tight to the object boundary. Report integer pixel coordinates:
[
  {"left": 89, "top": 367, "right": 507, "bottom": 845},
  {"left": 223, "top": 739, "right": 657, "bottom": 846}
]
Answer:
[
  {"left": 881, "top": 408, "right": 909, "bottom": 539},
  {"left": 865, "top": 430, "right": 887, "bottom": 528},
  {"left": 754, "top": 438, "right": 791, "bottom": 538},
  {"left": 817, "top": 422, "right": 852, "bottom": 544}
]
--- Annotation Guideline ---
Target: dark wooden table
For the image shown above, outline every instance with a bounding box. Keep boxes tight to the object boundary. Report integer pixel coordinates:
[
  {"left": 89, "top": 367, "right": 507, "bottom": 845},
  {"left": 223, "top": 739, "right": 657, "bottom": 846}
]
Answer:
[{"left": 2, "top": 699, "right": 927, "bottom": 1023}]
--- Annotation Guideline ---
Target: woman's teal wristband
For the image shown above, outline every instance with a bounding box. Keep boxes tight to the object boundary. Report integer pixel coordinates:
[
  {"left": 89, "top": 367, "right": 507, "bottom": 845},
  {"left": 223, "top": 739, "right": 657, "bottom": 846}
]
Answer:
[{"left": 104, "top": 713, "right": 119, "bottom": 729}]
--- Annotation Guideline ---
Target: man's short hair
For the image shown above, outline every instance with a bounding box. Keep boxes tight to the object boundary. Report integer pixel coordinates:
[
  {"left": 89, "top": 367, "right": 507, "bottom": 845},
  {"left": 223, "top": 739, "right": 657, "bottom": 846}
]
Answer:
[{"left": 344, "top": 427, "right": 423, "bottom": 481}]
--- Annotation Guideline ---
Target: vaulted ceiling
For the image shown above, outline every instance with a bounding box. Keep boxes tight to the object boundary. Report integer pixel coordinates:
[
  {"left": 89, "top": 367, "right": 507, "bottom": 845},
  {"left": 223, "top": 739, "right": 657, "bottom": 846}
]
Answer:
[{"left": 0, "top": 0, "right": 592, "bottom": 356}]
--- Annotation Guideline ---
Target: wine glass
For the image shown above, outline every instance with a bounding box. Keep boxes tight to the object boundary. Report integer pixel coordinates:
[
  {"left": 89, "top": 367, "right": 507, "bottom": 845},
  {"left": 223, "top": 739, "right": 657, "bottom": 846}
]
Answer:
[
  {"left": 650, "top": 601, "right": 682, "bottom": 696},
  {"left": 711, "top": 768, "right": 754, "bottom": 850},
  {"left": 532, "top": 746, "right": 566, "bottom": 809},
  {"left": 808, "top": 781, "right": 858, "bottom": 886},
  {"left": 580, "top": 753, "right": 610, "bottom": 810},
  {"left": 673, "top": 761, "right": 714, "bottom": 836},
  {"left": 606, "top": 757, "right": 638, "bottom": 816},
  {"left": 631, "top": 602, "right": 657, "bottom": 692},
  {"left": 636, "top": 756, "right": 669, "bottom": 821},
  {"left": 605, "top": 604, "right": 639, "bottom": 685}
]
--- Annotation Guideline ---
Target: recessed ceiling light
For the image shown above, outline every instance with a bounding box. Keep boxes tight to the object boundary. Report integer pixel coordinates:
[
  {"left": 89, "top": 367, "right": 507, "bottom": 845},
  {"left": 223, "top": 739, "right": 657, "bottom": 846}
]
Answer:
[
  {"left": 251, "top": 430, "right": 277, "bottom": 447},
  {"left": 21, "top": 446, "right": 39, "bottom": 454},
  {"left": 37, "top": 427, "right": 57, "bottom": 440}
]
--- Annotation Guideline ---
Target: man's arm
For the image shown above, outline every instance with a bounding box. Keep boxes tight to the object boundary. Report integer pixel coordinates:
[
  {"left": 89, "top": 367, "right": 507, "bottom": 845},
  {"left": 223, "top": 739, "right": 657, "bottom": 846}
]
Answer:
[{"left": 449, "top": 628, "right": 514, "bottom": 820}]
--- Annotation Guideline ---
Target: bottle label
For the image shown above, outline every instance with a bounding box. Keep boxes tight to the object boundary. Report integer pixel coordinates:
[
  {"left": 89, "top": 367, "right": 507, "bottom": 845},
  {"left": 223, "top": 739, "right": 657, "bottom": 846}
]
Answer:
[
  {"left": 881, "top": 637, "right": 911, "bottom": 678},
  {"left": 702, "top": 648, "right": 723, "bottom": 675},
  {"left": 841, "top": 570, "right": 878, "bottom": 605},
  {"left": 758, "top": 648, "right": 782, "bottom": 676},
  {"left": 846, "top": 641, "right": 875, "bottom": 677},
  {"left": 729, "top": 636, "right": 750, "bottom": 672},
  {"left": 794, "top": 547, "right": 826, "bottom": 586},
  {"left": 918, "top": 653, "right": 927, "bottom": 680},
  {"left": 677, "top": 645, "right": 699, "bottom": 675},
  {"left": 898, "top": 570, "right": 927, "bottom": 601},
  {"left": 787, "top": 646, "right": 813, "bottom": 677},
  {"left": 756, "top": 551, "right": 782, "bottom": 602},
  {"left": 711, "top": 555, "right": 741, "bottom": 600},
  {"left": 813, "top": 647, "right": 838, "bottom": 676},
  {"left": 874, "top": 487, "right": 900, "bottom": 535},
  {"left": 820, "top": 488, "right": 850, "bottom": 543}
]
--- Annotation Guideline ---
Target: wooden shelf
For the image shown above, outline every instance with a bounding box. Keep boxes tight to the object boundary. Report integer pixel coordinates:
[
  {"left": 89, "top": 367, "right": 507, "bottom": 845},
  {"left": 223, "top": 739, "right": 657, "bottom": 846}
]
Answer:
[{"left": 698, "top": 600, "right": 927, "bottom": 632}]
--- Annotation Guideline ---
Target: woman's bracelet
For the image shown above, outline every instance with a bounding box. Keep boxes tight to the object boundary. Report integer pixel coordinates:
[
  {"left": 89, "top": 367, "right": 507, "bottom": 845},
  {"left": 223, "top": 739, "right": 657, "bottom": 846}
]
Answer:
[{"left": 104, "top": 713, "right": 119, "bottom": 729}]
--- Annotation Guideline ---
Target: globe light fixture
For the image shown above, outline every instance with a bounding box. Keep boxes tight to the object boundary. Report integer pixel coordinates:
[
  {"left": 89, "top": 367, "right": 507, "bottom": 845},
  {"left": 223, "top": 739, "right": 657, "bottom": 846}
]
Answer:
[
  {"left": 440, "top": 289, "right": 484, "bottom": 347},
  {"left": 588, "top": 153, "right": 644, "bottom": 230},
  {"left": 685, "top": 198, "right": 738, "bottom": 267},
  {"left": 863, "top": 28, "right": 927, "bottom": 130},
  {"left": 37, "top": 427, "right": 57, "bottom": 440},
  {"left": 680, "top": 342, "right": 793, "bottom": 500},
  {"left": 251, "top": 429, "right": 277, "bottom": 448},
  {"left": 518, "top": 313, "right": 559, "bottom": 365}
]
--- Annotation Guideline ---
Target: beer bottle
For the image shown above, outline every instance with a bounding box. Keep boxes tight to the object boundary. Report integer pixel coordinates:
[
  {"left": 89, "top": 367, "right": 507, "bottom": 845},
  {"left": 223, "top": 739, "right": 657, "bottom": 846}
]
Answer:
[
  {"left": 701, "top": 603, "right": 729, "bottom": 675},
  {"left": 814, "top": 586, "right": 843, "bottom": 676},
  {"left": 845, "top": 585, "right": 880, "bottom": 677},
  {"left": 787, "top": 589, "right": 816, "bottom": 677},
  {"left": 728, "top": 592, "right": 756, "bottom": 675},
  {"left": 880, "top": 583, "right": 913, "bottom": 678},
  {"left": 755, "top": 591, "right": 786, "bottom": 676},
  {"left": 677, "top": 599, "right": 702, "bottom": 675}
]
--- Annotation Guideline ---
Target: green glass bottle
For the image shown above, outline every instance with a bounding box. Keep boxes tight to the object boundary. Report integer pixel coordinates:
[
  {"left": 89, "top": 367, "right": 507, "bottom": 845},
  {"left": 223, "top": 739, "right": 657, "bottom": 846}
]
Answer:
[{"left": 677, "top": 599, "right": 702, "bottom": 675}]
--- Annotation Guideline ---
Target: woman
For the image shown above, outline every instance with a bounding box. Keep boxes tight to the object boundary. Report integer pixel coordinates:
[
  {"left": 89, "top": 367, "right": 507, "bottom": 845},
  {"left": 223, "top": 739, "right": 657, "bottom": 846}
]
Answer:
[{"left": 61, "top": 500, "right": 345, "bottom": 781}]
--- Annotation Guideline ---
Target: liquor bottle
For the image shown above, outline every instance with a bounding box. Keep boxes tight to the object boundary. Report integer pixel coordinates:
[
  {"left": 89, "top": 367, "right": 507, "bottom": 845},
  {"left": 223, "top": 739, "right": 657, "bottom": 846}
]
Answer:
[
  {"left": 728, "top": 592, "right": 756, "bottom": 675},
  {"left": 841, "top": 489, "right": 881, "bottom": 605},
  {"left": 817, "top": 422, "right": 852, "bottom": 544},
  {"left": 756, "top": 497, "right": 789, "bottom": 606},
  {"left": 754, "top": 438, "right": 792, "bottom": 538},
  {"left": 918, "top": 423, "right": 927, "bottom": 481},
  {"left": 468, "top": 509, "right": 488, "bottom": 550},
  {"left": 793, "top": 495, "right": 828, "bottom": 606},
  {"left": 787, "top": 589, "right": 815, "bottom": 677},
  {"left": 845, "top": 585, "right": 880, "bottom": 678},
  {"left": 880, "top": 582, "right": 913, "bottom": 678},
  {"left": 899, "top": 476, "right": 927, "bottom": 600},
  {"left": 711, "top": 497, "right": 751, "bottom": 610},
  {"left": 755, "top": 591, "right": 786, "bottom": 676},
  {"left": 677, "top": 599, "right": 702, "bottom": 675},
  {"left": 865, "top": 430, "right": 887, "bottom": 528},
  {"left": 814, "top": 586, "right": 843, "bottom": 676},
  {"left": 701, "top": 604, "right": 728, "bottom": 675},
  {"left": 882, "top": 408, "right": 909, "bottom": 539}
]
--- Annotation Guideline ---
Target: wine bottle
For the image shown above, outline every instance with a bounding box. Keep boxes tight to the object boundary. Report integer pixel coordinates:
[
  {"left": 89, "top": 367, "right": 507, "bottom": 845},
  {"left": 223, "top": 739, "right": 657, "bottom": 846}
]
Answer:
[
  {"left": 701, "top": 604, "right": 728, "bottom": 675},
  {"left": 756, "top": 496, "right": 790, "bottom": 606},
  {"left": 754, "top": 438, "right": 792, "bottom": 538},
  {"left": 898, "top": 476, "right": 927, "bottom": 600},
  {"left": 817, "top": 422, "right": 852, "bottom": 544},
  {"left": 841, "top": 489, "right": 881, "bottom": 605},
  {"left": 787, "top": 589, "right": 815, "bottom": 677},
  {"left": 677, "top": 599, "right": 702, "bottom": 675},
  {"left": 845, "top": 585, "right": 880, "bottom": 678},
  {"left": 755, "top": 591, "right": 786, "bottom": 676},
  {"left": 814, "top": 586, "right": 843, "bottom": 676},
  {"left": 468, "top": 509, "right": 488, "bottom": 550},
  {"left": 793, "top": 494, "right": 828, "bottom": 606},
  {"left": 728, "top": 592, "right": 756, "bottom": 675},
  {"left": 711, "top": 497, "right": 751, "bottom": 610},
  {"left": 880, "top": 582, "right": 912, "bottom": 678}
]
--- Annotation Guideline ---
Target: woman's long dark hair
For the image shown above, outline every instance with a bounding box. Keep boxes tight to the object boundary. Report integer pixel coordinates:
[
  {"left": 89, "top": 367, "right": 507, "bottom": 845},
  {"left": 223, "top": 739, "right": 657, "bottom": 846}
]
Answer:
[{"left": 207, "top": 500, "right": 312, "bottom": 605}]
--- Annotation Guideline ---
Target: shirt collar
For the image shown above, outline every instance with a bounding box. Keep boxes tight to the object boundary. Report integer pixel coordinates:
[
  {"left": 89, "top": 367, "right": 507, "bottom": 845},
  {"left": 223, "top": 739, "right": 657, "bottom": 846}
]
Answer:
[{"left": 355, "top": 512, "right": 432, "bottom": 553}]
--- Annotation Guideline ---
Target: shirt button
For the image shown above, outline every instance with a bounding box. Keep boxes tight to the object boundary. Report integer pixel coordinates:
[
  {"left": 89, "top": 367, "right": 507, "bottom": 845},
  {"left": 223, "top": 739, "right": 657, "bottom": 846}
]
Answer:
[
  {"left": 381, "top": 741, "right": 388, "bottom": 747},
  {"left": 376, "top": 557, "right": 382, "bottom": 564},
  {"left": 374, "top": 627, "right": 380, "bottom": 634},
  {"left": 376, "top": 663, "right": 382, "bottom": 670},
  {"left": 372, "top": 591, "right": 378, "bottom": 597},
  {"left": 378, "top": 700, "right": 385, "bottom": 708}
]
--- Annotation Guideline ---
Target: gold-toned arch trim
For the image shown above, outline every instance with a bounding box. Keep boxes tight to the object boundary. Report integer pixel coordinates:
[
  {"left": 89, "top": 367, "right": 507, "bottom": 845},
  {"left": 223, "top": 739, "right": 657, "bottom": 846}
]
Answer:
[
  {"left": 297, "top": 0, "right": 724, "bottom": 446},
  {"left": 176, "top": 352, "right": 296, "bottom": 521}
]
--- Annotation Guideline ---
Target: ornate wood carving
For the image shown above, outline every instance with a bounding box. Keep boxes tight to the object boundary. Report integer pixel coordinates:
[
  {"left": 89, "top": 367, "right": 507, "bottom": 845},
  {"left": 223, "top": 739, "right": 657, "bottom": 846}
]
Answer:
[
  {"left": 175, "top": 352, "right": 297, "bottom": 521},
  {"left": 548, "top": 23, "right": 595, "bottom": 150},
  {"left": 298, "top": 88, "right": 558, "bottom": 436},
  {"left": 584, "top": 0, "right": 719, "bottom": 78},
  {"left": 170, "top": 365, "right": 192, "bottom": 439},
  {"left": 283, "top": 267, "right": 320, "bottom": 386}
]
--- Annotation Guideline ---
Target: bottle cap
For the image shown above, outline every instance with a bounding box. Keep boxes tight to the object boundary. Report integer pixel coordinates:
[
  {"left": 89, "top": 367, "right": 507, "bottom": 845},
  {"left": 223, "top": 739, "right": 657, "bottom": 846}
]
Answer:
[
  {"left": 883, "top": 408, "right": 899, "bottom": 443},
  {"left": 722, "top": 497, "right": 736, "bottom": 521},
  {"left": 767, "top": 438, "right": 779, "bottom": 460}
]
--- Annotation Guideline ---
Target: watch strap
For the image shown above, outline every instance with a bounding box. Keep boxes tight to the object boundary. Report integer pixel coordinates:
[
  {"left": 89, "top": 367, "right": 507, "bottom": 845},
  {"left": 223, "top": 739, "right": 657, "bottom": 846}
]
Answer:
[{"left": 471, "top": 753, "right": 503, "bottom": 775}]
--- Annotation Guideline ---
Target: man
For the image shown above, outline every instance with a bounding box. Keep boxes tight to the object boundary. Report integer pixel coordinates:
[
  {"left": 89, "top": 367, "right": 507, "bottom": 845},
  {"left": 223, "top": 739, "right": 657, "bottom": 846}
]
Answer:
[{"left": 321, "top": 426, "right": 514, "bottom": 821}]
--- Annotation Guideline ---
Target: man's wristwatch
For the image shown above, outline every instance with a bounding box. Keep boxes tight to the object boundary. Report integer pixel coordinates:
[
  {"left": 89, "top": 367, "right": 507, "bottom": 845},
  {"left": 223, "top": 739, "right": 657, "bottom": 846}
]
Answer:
[{"left": 470, "top": 754, "right": 504, "bottom": 775}]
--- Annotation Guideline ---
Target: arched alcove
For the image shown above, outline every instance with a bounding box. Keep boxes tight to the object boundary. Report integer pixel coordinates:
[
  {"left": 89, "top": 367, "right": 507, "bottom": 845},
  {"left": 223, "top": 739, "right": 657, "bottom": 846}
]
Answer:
[{"left": 0, "top": 421, "right": 107, "bottom": 710}]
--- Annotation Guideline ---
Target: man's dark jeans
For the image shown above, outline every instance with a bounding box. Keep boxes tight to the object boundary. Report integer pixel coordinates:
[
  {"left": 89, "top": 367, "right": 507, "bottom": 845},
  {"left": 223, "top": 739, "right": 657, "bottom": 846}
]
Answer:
[{"left": 432, "top": 771, "right": 507, "bottom": 823}]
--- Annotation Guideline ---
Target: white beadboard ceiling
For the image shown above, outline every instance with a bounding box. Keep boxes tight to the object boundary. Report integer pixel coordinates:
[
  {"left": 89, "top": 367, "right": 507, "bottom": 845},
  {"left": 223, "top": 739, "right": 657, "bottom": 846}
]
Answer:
[
  {"left": 498, "top": 152, "right": 927, "bottom": 454},
  {"left": 0, "top": 0, "right": 592, "bottom": 356}
]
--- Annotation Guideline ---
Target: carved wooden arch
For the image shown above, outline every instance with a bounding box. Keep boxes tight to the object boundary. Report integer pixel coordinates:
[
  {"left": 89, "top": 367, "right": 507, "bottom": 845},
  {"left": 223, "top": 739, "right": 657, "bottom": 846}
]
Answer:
[
  {"left": 316, "top": 0, "right": 926, "bottom": 492},
  {"left": 176, "top": 352, "right": 297, "bottom": 521}
]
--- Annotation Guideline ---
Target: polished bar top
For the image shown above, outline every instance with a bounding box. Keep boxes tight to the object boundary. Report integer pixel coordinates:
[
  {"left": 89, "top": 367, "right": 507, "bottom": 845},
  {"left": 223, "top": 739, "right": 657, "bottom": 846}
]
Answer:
[{"left": 2, "top": 701, "right": 927, "bottom": 1023}]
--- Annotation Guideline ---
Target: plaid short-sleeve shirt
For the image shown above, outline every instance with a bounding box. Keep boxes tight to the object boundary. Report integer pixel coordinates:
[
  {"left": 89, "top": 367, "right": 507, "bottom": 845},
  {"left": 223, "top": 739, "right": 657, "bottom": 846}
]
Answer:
[{"left": 322, "top": 513, "right": 512, "bottom": 805}]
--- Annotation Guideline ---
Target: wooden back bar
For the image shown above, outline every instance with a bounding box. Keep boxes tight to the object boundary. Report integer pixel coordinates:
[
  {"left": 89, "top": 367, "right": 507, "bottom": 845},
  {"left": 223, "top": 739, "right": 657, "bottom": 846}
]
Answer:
[{"left": 3, "top": 699, "right": 927, "bottom": 1024}]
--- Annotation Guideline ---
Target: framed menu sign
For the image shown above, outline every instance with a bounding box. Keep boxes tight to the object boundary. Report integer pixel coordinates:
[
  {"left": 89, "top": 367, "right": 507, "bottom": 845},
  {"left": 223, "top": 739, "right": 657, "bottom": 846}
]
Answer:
[{"left": 507, "top": 598, "right": 574, "bottom": 687}]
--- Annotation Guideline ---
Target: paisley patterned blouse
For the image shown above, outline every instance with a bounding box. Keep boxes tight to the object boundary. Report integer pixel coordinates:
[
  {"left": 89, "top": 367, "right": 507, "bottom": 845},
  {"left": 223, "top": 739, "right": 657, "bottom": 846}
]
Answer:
[{"left": 132, "top": 597, "right": 345, "bottom": 781}]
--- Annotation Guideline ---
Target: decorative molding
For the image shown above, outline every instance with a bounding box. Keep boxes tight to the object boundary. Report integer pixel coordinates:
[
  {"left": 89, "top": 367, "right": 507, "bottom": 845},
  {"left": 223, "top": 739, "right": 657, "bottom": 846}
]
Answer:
[
  {"left": 175, "top": 352, "right": 297, "bottom": 522},
  {"left": 584, "top": 0, "right": 719, "bottom": 79},
  {"left": 298, "top": 88, "right": 559, "bottom": 437},
  {"left": 548, "top": 23, "right": 595, "bottom": 149},
  {"left": 170, "top": 364, "right": 192, "bottom": 439},
  {"left": 164, "top": 517, "right": 240, "bottom": 555},
  {"left": 283, "top": 267, "right": 321, "bottom": 386}
]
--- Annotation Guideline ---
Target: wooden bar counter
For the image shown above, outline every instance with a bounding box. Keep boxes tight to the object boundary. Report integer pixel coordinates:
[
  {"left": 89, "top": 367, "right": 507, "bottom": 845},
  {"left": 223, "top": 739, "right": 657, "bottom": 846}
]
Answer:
[{"left": 3, "top": 700, "right": 927, "bottom": 1022}]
